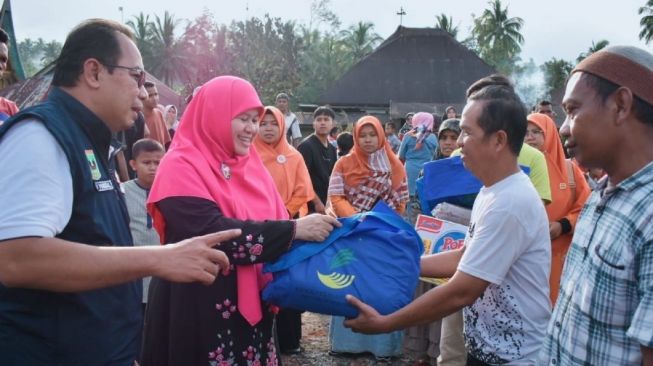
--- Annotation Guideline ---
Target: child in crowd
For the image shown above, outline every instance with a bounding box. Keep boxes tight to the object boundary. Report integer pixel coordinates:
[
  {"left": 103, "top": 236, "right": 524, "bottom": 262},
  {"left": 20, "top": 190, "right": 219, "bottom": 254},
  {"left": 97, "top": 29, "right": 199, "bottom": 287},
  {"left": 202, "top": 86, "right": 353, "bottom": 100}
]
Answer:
[
  {"left": 328, "top": 126, "right": 340, "bottom": 148},
  {"left": 336, "top": 131, "right": 354, "bottom": 158},
  {"left": 120, "top": 138, "right": 165, "bottom": 310},
  {"left": 385, "top": 121, "right": 402, "bottom": 153}
]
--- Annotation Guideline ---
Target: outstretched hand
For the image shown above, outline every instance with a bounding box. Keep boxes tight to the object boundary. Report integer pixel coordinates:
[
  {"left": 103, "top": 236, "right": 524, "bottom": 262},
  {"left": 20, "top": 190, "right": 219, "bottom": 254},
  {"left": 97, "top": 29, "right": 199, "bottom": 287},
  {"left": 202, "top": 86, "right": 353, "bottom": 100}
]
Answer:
[
  {"left": 156, "top": 229, "right": 240, "bottom": 285},
  {"left": 342, "top": 294, "right": 390, "bottom": 334}
]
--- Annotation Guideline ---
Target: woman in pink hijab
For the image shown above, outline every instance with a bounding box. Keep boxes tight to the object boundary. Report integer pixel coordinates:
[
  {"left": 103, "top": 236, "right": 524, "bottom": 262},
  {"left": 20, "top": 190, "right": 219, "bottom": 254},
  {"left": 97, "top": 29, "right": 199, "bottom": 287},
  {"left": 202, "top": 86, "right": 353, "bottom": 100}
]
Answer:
[
  {"left": 140, "top": 76, "right": 338, "bottom": 366},
  {"left": 397, "top": 112, "right": 438, "bottom": 224}
]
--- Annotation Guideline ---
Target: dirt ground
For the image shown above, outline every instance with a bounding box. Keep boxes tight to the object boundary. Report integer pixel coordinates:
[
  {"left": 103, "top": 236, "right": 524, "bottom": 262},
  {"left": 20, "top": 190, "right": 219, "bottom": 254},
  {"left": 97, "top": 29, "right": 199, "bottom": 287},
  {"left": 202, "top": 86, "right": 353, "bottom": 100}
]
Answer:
[{"left": 280, "top": 312, "right": 416, "bottom": 366}]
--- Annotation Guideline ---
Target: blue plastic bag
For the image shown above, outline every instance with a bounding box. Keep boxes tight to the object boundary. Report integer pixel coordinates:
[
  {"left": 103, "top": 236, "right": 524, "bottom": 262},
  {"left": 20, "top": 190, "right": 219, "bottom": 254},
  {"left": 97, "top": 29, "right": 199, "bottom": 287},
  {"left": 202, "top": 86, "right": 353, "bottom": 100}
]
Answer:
[
  {"left": 417, "top": 156, "right": 531, "bottom": 214},
  {"left": 262, "top": 202, "right": 423, "bottom": 318}
]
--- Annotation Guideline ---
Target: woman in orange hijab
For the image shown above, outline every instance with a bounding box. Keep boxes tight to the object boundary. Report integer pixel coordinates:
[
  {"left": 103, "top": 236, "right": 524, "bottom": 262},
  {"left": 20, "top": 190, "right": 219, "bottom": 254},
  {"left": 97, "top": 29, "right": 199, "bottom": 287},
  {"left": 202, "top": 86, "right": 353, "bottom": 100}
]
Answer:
[
  {"left": 252, "top": 106, "right": 315, "bottom": 354},
  {"left": 326, "top": 115, "right": 409, "bottom": 359},
  {"left": 253, "top": 106, "right": 315, "bottom": 218},
  {"left": 326, "top": 116, "right": 408, "bottom": 217},
  {"left": 525, "top": 113, "right": 591, "bottom": 305}
]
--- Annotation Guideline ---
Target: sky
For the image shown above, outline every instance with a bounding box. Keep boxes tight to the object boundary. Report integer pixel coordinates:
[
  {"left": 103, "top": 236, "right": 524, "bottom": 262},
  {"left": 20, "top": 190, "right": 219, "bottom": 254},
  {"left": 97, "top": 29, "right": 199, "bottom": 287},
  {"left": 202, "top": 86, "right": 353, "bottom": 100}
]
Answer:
[{"left": 10, "top": 0, "right": 653, "bottom": 65}]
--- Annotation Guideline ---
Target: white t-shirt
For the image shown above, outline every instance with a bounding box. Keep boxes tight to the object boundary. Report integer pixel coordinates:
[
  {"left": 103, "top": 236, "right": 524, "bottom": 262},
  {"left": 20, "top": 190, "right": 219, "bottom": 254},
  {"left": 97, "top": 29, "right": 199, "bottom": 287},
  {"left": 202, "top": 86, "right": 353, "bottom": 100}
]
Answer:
[
  {"left": 0, "top": 120, "right": 73, "bottom": 240},
  {"left": 284, "top": 112, "right": 302, "bottom": 141},
  {"left": 458, "top": 171, "right": 551, "bottom": 365}
]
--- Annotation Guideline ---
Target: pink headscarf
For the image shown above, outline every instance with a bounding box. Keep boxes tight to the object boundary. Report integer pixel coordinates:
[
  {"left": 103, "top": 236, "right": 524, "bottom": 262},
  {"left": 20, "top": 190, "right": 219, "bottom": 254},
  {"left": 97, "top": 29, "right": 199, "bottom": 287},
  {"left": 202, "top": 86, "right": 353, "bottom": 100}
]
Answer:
[
  {"left": 410, "top": 112, "right": 434, "bottom": 130},
  {"left": 410, "top": 112, "right": 434, "bottom": 149},
  {"left": 148, "top": 76, "right": 289, "bottom": 326}
]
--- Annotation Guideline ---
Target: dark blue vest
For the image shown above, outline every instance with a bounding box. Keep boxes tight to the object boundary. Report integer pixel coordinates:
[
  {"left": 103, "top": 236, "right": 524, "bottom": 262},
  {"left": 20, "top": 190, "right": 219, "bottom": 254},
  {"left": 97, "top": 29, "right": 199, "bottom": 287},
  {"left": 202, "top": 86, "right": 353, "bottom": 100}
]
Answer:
[{"left": 0, "top": 88, "right": 142, "bottom": 365}]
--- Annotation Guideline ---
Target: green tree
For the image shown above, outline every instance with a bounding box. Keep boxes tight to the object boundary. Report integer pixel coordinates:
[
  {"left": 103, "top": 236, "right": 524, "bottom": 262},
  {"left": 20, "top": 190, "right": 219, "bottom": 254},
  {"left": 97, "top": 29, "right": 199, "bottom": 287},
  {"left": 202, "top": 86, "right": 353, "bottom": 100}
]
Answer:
[
  {"left": 41, "top": 40, "right": 62, "bottom": 65},
  {"left": 17, "top": 38, "right": 39, "bottom": 76},
  {"left": 435, "top": 13, "right": 458, "bottom": 39},
  {"left": 228, "top": 15, "right": 302, "bottom": 104},
  {"left": 541, "top": 57, "right": 573, "bottom": 95},
  {"left": 126, "top": 12, "right": 154, "bottom": 67},
  {"left": 576, "top": 39, "right": 609, "bottom": 63},
  {"left": 339, "top": 21, "right": 382, "bottom": 64},
  {"left": 639, "top": 0, "right": 653, "bottom": 44},
  {"left": 296, "top": 31, "right": 351, "bottom": 103},
  {"left": 16, "top": 37, "right": 61, "bottom": 77},
  {"left": 149, "top": 11, "right": 188, "bottom": 86},
  {"left": 472, "top": 0, "right": 524, "bottom": 74}
]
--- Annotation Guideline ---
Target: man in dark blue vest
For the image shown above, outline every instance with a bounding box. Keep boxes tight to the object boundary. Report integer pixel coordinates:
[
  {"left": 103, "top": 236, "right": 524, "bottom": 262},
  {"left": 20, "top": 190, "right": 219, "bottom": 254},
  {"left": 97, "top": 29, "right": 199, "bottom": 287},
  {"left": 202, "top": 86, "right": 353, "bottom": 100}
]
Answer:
[{"left": 0, "top": 19, "right": 236, "bottom": 365}]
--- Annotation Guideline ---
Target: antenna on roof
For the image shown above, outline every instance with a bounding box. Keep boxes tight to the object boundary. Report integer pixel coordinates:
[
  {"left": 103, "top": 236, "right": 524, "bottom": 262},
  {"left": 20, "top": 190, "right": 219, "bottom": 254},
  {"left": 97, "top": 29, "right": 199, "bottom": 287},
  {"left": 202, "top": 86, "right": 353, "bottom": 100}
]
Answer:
[{"left": 396, "top": 7, "right": 406, "bottom": 26}]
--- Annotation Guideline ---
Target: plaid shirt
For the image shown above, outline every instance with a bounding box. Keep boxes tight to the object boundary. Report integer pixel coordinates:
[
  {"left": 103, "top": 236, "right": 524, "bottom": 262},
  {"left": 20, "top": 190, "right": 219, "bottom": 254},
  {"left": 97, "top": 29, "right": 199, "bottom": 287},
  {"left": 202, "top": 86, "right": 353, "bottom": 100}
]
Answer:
[{"left": 540, "top": 162, "right": 653, "bottom": 365}]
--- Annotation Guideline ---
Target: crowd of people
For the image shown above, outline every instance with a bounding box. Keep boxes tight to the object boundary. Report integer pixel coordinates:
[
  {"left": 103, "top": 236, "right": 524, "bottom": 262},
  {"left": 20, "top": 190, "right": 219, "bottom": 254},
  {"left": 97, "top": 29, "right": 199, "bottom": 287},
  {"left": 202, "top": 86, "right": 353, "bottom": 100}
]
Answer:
[{"left": 0, "top": 18, "right": 651, "bottom": 366}]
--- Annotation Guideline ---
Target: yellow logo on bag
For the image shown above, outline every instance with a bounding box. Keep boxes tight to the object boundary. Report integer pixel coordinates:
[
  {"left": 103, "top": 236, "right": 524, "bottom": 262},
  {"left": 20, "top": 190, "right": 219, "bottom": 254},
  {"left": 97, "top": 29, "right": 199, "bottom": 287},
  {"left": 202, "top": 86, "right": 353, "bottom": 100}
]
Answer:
[
  {"left": 317, "top": 248, "right": 357, "bottom": 289},
  {"left": 317, "top": 271, "right": 355, "bottom": 289}
]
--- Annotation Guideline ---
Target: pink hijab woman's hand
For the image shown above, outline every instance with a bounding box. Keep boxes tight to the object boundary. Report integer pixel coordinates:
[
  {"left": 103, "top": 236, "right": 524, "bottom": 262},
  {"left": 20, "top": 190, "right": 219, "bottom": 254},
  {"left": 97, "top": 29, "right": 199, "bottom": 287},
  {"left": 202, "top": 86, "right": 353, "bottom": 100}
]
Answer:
[{"left": 293, "top": 214, "right": 341, "bottom": 242}]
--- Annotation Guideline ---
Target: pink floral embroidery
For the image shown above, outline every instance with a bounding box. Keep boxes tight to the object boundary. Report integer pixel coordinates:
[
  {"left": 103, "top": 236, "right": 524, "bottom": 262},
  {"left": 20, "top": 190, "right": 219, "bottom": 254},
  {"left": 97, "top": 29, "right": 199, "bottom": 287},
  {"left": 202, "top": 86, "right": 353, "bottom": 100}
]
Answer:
[
  {"left": 246, "top": 234, "right": 253, "bottom": 241},
  {"left": 265, "top": 339, "right": 278, "bottom": 366},
  {"left": 209, "top": 346, "right": 227, "bottom": 362},
  {"left": 249, "top": 244, "right": 263, "bottom": 256},
  {"left": 216, "top": 298, "right": 237, "bottom": 319}
]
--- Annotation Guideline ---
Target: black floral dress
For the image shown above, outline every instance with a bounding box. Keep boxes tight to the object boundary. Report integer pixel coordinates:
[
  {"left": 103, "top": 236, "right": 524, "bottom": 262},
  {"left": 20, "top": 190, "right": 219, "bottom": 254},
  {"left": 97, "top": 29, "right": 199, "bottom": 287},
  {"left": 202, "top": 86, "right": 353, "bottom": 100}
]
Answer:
[{"left": 141, "top": 197, "right": 295, "bottom": 366}]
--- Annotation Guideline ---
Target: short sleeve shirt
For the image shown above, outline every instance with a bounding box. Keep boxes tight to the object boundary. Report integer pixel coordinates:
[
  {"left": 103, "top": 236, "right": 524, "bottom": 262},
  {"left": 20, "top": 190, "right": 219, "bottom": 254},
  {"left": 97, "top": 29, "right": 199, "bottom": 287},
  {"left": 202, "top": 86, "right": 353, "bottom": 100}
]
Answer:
[
  {"left": 459, "top": 172, "right": 551, "bottom": 364},
  {"left": 518, "top": 143, "right": 551, "bottom": 203},
  {"left": 0, "top": 120, "right": 73, "bottom": 240}
]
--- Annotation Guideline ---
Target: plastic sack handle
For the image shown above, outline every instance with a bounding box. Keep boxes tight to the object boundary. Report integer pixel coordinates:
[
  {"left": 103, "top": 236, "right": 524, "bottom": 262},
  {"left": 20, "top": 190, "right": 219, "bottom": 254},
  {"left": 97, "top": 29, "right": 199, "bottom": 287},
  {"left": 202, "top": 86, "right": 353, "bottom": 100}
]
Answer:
[{"left": 264, "top": 210, "right": 417, "bottom": 273}]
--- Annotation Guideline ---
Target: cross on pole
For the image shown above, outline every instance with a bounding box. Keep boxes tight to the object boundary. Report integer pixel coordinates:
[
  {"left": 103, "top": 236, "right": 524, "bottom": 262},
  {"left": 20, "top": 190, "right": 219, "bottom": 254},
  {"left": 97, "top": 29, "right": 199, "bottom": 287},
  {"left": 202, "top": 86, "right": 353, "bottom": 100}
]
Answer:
[{"left": 396, "top": 7, "right": 406, "bottom": 25}]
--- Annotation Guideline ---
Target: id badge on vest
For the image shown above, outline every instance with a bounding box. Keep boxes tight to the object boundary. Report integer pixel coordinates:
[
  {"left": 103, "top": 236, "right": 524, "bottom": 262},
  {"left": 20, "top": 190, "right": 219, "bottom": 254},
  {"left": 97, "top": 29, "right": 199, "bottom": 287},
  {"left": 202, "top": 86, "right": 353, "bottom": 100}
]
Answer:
[{"left": 85, "top": 149, "right": 114, "bottom": 192}]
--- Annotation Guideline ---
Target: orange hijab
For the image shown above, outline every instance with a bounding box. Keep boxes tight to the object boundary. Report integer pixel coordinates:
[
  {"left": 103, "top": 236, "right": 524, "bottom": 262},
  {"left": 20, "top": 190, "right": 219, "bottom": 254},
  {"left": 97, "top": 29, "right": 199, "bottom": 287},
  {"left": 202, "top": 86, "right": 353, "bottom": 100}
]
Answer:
[
  {"left": 253, "top": 106, "right": 315, "bottom": 215},
  {"left": 527, "top": 113, "right": 580, "bottom": 220},
  {"left": 337, "top": 116, "right": 406, "bottom": 189}
]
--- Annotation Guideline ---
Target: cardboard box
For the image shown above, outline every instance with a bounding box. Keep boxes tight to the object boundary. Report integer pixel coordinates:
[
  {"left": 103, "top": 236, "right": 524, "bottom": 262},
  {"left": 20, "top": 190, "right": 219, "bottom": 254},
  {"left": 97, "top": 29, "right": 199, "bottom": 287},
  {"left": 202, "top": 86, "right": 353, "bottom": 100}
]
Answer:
[{"left": 415, "top": 214, "right": 467, "bottom": 285}]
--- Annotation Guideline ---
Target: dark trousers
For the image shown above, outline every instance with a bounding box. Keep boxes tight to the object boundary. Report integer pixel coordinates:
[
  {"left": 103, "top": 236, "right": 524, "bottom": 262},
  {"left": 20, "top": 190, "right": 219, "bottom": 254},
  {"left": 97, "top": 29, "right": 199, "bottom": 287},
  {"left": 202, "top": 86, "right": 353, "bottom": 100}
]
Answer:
[
  {"left": 276, "top": 308, "right": 302, "bottom": 352},
  {"left": 466, "top": 354, "right": 494, "bottom": 366}
]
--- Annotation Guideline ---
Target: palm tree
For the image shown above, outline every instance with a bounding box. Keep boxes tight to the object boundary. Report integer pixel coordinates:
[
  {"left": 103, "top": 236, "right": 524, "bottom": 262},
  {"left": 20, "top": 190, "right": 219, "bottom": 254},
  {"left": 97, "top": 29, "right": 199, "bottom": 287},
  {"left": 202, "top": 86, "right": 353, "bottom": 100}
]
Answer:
[
  {"left": 576, "top": 39, "right": 609, "bottom": 63},
  {"left": 149, "top": 11, "right": 188, "bottom": 86},
  {"left": 339, "top": 21, "right": 382, "bottom": 62},
  {"left": 541, "top": 57, "right": 573, "bottom": 95},
  {"left": 639, "top": 0, "right": 653, "bottom": 44},
  {"left": 472, "top": 0, "right": 524, "bottom": 73},
  {"left": 41, "top": 40, "right": 62, "bottom": 65},
  {"left": 435, "top": 13, "right": 458, "bottom": 39},
  {"left": 126, "top": 13, "right": 154, "bottom": 67}
]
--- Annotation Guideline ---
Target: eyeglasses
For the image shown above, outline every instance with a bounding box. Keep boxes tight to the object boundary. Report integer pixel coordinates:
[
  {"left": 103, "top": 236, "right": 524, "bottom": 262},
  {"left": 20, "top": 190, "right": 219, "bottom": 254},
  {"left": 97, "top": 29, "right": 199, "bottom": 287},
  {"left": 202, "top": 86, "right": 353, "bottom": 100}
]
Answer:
[{"left": 103, "top": 63, "right": 146, "bottom": 88}]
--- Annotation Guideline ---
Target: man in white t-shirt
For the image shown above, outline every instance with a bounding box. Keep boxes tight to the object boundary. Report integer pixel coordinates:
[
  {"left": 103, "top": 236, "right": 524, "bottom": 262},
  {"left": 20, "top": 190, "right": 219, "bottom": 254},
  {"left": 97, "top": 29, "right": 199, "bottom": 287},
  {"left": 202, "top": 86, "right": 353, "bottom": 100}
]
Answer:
[
  {"left": 344, "top": 75, "right": 551, "bottom": 365},
  {"left": 276, "top": 92, "right": 302, "bottom": 147}
]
